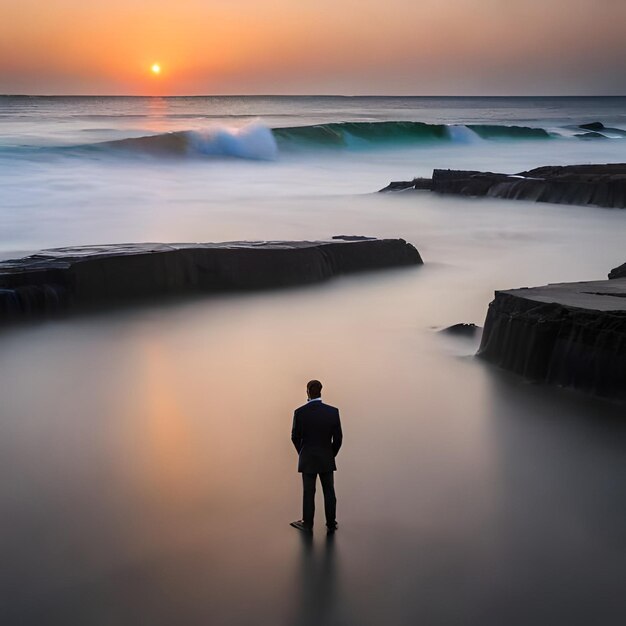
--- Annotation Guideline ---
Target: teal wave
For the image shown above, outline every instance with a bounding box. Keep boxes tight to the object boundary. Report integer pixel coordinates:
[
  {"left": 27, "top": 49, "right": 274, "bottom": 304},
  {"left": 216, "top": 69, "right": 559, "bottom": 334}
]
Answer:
[
  {"left": 272, "top": 121, "right": 553, "bottom": 148},
  {"left": 2, "top": 120, "right": 619, "bottom": 161}
]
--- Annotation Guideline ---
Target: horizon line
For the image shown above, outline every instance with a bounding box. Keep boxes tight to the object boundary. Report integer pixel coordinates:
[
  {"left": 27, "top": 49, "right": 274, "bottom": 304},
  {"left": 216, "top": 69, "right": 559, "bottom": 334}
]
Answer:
[{"left": 2, "top": 93, "right": 626, "bottom": 99}]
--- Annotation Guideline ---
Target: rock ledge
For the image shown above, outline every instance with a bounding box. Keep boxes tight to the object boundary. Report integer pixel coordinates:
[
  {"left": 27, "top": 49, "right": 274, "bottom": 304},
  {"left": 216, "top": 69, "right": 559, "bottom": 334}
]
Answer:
[
  {"left": 478, "top": 278, "right": 626, "bottom": 401},
  {"left": 380, "top": 164, "right": 626, "bottom": 209},
  {"left": 0, "top": 237, "right": 422, "bottom": 322}
]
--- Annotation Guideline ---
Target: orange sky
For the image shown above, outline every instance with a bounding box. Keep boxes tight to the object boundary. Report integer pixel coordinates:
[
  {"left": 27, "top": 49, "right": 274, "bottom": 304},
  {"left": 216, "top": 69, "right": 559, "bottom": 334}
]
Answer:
[{"left": 2, "top": 0, "right": 626, "bottom": 95}]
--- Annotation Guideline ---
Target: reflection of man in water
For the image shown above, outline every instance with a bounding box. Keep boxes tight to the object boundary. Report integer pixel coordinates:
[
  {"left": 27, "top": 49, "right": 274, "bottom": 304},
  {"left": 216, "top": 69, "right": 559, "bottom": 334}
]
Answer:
[{"left": 290, "top": 380, "right": 343, "bottom": 533}]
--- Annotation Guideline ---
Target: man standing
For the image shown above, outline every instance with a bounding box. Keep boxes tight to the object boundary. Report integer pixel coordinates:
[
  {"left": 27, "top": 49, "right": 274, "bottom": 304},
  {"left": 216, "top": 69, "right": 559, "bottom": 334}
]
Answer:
[{"left": 290, "top": 380, "right": 343, "bottom": 533}]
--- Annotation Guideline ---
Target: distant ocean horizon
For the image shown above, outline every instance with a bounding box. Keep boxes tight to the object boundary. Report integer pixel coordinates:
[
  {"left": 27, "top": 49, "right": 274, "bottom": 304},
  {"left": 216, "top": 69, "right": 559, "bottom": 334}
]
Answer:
[
  {"left": 1, "top": 94, "right": 625, "bottom": 255},
  {"left": 2, "top": 93, "right": 626, "bottom": 96}
]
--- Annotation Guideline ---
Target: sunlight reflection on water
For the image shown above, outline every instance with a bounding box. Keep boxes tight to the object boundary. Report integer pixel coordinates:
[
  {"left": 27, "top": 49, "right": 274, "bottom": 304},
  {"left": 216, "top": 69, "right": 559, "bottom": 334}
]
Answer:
[{"left": 1, "top": 233, "right": 625, "bottom": 623}]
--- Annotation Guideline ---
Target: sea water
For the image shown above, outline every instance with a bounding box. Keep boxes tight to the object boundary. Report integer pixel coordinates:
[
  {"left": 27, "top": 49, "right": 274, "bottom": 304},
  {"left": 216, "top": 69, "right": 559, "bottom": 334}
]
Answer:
[{"left": 0, "top": 96, "right": 625, "bottom": 625}]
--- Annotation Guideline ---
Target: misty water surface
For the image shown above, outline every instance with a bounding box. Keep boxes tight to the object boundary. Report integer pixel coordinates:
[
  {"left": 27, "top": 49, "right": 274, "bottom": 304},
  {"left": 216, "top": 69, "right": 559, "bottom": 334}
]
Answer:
[{"left": 1, "top": 189, "right": 625, "bottom": 625}]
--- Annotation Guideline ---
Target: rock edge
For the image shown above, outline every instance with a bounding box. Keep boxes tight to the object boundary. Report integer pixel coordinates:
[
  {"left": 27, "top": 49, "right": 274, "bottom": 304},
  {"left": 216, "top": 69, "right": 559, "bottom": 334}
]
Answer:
[
  {"left": 477, "top": 278, "right": 626, "bottom": 401},
  {"left": 0, "top": 237, "right": 422, "bottom": 323},
  {"left": 380, "top": 164, "right": 626, "bottom": 209}
]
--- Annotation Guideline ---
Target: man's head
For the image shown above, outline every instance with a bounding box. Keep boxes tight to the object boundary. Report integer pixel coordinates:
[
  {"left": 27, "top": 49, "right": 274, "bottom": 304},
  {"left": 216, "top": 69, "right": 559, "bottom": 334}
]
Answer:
[{"left": 306, "top": 379, "right": 323, "bottom": 399}]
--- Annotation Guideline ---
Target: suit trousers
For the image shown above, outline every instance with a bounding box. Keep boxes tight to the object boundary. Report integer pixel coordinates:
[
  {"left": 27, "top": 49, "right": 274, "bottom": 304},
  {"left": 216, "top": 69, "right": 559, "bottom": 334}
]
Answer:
[{"left": 302, "top": 472, "right": 336, "bottom": 528}]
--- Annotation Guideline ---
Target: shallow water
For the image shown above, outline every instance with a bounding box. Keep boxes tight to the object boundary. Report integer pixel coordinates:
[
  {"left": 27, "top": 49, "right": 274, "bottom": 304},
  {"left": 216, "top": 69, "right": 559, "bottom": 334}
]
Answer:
[
  {"left": 2, "top": 193, "right": 625, "bottom": 624},
  {"left": 1, "top": 97, "right": 625, "bottom": 624}
]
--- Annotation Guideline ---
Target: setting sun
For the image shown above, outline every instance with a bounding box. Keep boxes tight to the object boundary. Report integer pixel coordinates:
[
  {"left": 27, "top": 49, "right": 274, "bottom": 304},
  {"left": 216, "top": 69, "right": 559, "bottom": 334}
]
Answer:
[{"left": 151, "top": 63, "right": 161, "bottom": 75}]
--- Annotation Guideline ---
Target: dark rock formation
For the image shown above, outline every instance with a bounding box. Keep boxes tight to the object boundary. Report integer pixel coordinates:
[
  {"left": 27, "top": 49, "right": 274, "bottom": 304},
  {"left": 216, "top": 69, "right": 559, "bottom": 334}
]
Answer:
[
  {"left": 380, "top": 178, "right": 433, "bottom": 192},
  {"left": 574, "top": 132, "right": 607, "bottom": 139},
  {"left": 478, "top": 279, "right": 626, "bottom": 401},
  {"left": 0, "top": 237, "right": 422, "bottom": 323},
  {"left": 609, "top": 263, "right": 626, "bottom": 280},
  {"left": 380, "top": 164, "right": 626, "bottom": 209},
  {"left": 440, "top": 323, "right": 481, "bottom": 337},
  {"left": 577, "top": 122, "right": 626, "bottom": 137},
  {"left": 579, "top": 122, "right": 605, "bottom": 131}
]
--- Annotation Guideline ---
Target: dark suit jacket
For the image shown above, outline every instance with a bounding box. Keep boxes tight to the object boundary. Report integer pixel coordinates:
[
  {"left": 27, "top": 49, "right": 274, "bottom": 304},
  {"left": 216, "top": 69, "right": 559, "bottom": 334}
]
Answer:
[{"left": 291, "top": 400, "right": 343, "bottom": 473}]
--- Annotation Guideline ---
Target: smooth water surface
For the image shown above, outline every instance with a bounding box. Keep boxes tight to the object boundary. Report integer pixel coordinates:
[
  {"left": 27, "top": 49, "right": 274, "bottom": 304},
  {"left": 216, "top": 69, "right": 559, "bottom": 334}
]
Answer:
[{"left": 0, "top": 97, "right": 625, "bottom": 625}]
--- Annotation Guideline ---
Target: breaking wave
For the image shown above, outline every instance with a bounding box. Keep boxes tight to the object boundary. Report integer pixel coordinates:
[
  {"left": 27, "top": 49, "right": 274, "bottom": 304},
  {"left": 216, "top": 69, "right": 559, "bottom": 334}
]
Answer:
[
  {"left": 10, "top": 120, "right": 623, "bottom": 161},
  {"left": 89, "top": 121, "right": 554, "bottom": 159},
  {"left": 98, "top": 124, "right": 278, "bottom": 160},
  {"left": 272, "top": 121, "right": 554, "bottom": 148}
]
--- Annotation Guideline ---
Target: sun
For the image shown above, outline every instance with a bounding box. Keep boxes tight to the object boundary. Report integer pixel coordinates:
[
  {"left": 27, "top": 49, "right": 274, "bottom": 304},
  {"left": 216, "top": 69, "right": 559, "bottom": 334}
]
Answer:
[{"left": 151, "top": 63, "right": 161, "bottom": 75}]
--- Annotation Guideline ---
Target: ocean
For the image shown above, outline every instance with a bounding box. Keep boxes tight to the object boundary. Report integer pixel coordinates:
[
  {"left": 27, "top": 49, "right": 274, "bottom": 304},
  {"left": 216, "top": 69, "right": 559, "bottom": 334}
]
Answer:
[{"left": 1, "top": 96, "right": 625, "bottom": 625}]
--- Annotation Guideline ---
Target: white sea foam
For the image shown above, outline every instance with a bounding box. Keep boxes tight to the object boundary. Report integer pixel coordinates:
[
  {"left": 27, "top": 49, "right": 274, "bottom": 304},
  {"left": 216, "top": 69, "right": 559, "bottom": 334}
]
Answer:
[
  {"left": 187, "top": 123, "right": 278, "bottom": 160},
  {"left": 447, "top": 125, "right": 483, "bottom": 144}
]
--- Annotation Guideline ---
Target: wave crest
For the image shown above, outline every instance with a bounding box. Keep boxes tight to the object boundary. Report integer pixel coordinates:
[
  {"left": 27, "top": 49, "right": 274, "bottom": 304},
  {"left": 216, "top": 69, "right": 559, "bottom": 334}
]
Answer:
[
  {"left": 99, "top": 124, "right": 278, "bottom": 160},
  {"left": 40, "top": 119, "right": 622, "bottom": 161},
  {"left": 273, "top": 121, "right": 553, "bottom": 149}
]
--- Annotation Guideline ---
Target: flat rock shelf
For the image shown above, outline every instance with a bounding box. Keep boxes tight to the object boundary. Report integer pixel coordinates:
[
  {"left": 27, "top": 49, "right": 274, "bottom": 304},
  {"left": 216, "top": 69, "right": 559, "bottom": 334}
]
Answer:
[
  {"left": 0, "top": 237, "right": 422, "bottom": 323},
  {"left": 380, "top": 164, "right": 626, "bottom": 209},
  {"left": 478, "top": 278, "right": 626, "bottom": 401}
]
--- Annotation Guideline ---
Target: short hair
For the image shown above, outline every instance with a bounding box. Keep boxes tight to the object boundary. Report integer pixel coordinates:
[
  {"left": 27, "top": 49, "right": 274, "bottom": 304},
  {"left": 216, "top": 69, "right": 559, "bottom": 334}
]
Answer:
[{"left": 307, "top": 379, "right": 323, "bottom": 398}]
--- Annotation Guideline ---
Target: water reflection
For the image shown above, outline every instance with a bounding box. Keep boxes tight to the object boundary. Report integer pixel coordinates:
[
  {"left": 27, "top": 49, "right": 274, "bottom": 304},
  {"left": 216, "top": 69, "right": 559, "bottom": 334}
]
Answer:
[
  {"left": 474, "top": 362, "right": 626, "bottom": 625},
  {"left": 1, "top": 223, "right": 625, "bottom": 624},
  {"left": 292, "top": 532, "right": 340, "bottom": 626},
  {"left": 133, "top": 339, "right": 202, "bottom": 503}
]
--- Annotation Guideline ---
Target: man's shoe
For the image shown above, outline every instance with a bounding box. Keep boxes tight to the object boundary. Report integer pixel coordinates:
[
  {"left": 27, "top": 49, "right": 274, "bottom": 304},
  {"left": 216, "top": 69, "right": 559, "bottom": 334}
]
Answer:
[
  {"left": 326, "top": 523, "right": 338, "bottom": 534},
  {"left": 290, "top": 520, "right": 313, "bottom": 532}
]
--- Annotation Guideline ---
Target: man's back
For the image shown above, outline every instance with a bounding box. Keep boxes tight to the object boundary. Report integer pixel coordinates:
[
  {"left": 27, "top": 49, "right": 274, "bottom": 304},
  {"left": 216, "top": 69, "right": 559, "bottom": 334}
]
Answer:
[
  {"left": 291, "top": 400, "right": 342, "bottom": 474},
  {"left": 290, "top": 380, "right": 342, "bottom": 533}
]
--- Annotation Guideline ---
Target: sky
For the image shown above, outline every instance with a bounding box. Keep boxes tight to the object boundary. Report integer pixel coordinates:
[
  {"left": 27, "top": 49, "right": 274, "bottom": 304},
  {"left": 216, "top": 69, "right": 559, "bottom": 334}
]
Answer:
[{"left": 1, "top": 0, "right": 626, "bottom": 95}]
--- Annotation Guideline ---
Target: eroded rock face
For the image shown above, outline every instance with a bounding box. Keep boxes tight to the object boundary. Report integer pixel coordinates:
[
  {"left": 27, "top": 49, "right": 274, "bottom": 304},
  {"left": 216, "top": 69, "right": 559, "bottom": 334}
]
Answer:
[
  {"left": 380, "top": 164, "right": 626, "bottom": 209},
  {"left": 0, "top": 237, "right": 422, "bottom": 322},
  {"left": 478, "top": 279, "right": 626, "bottom": 401}
]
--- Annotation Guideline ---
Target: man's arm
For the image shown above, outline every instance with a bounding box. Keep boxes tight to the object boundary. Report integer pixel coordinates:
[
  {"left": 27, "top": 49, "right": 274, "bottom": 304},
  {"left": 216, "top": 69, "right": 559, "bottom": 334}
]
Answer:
[
  {"left": 291, "top": 411, "right": 302, "bottom": 453},
  {"left": 332, "top": 410, "right": 343, "bottom": 457}
]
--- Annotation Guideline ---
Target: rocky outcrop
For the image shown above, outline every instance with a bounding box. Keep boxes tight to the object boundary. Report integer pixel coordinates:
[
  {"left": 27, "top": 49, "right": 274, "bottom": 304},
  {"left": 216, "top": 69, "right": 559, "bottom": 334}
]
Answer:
[
  {"left": 380, "top": 164, "right": 626, "bottom": 209},
  {"left": 577, "top": 122, "right": 626, "bottom": 136},
  {"left": 579, "top": 122, "right": 605, "bottom": 132},
  {"left": 609, "top": 263, "right": 626, "bottom": 279},
  {"left": 478, "top": 279, "right": 626, "bottom": 401},
  {"left": 0, "top": 237, "right": 422, "bottom": 323},
  {"left": 440, "top": 323, "right": 481, "bottom": 337}
]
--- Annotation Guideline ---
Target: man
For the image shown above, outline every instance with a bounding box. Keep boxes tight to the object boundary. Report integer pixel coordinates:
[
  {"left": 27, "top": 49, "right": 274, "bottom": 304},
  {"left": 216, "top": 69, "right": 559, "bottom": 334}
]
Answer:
[{"left": 290, "top": 379, "right": 343, "bottom": 533}]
